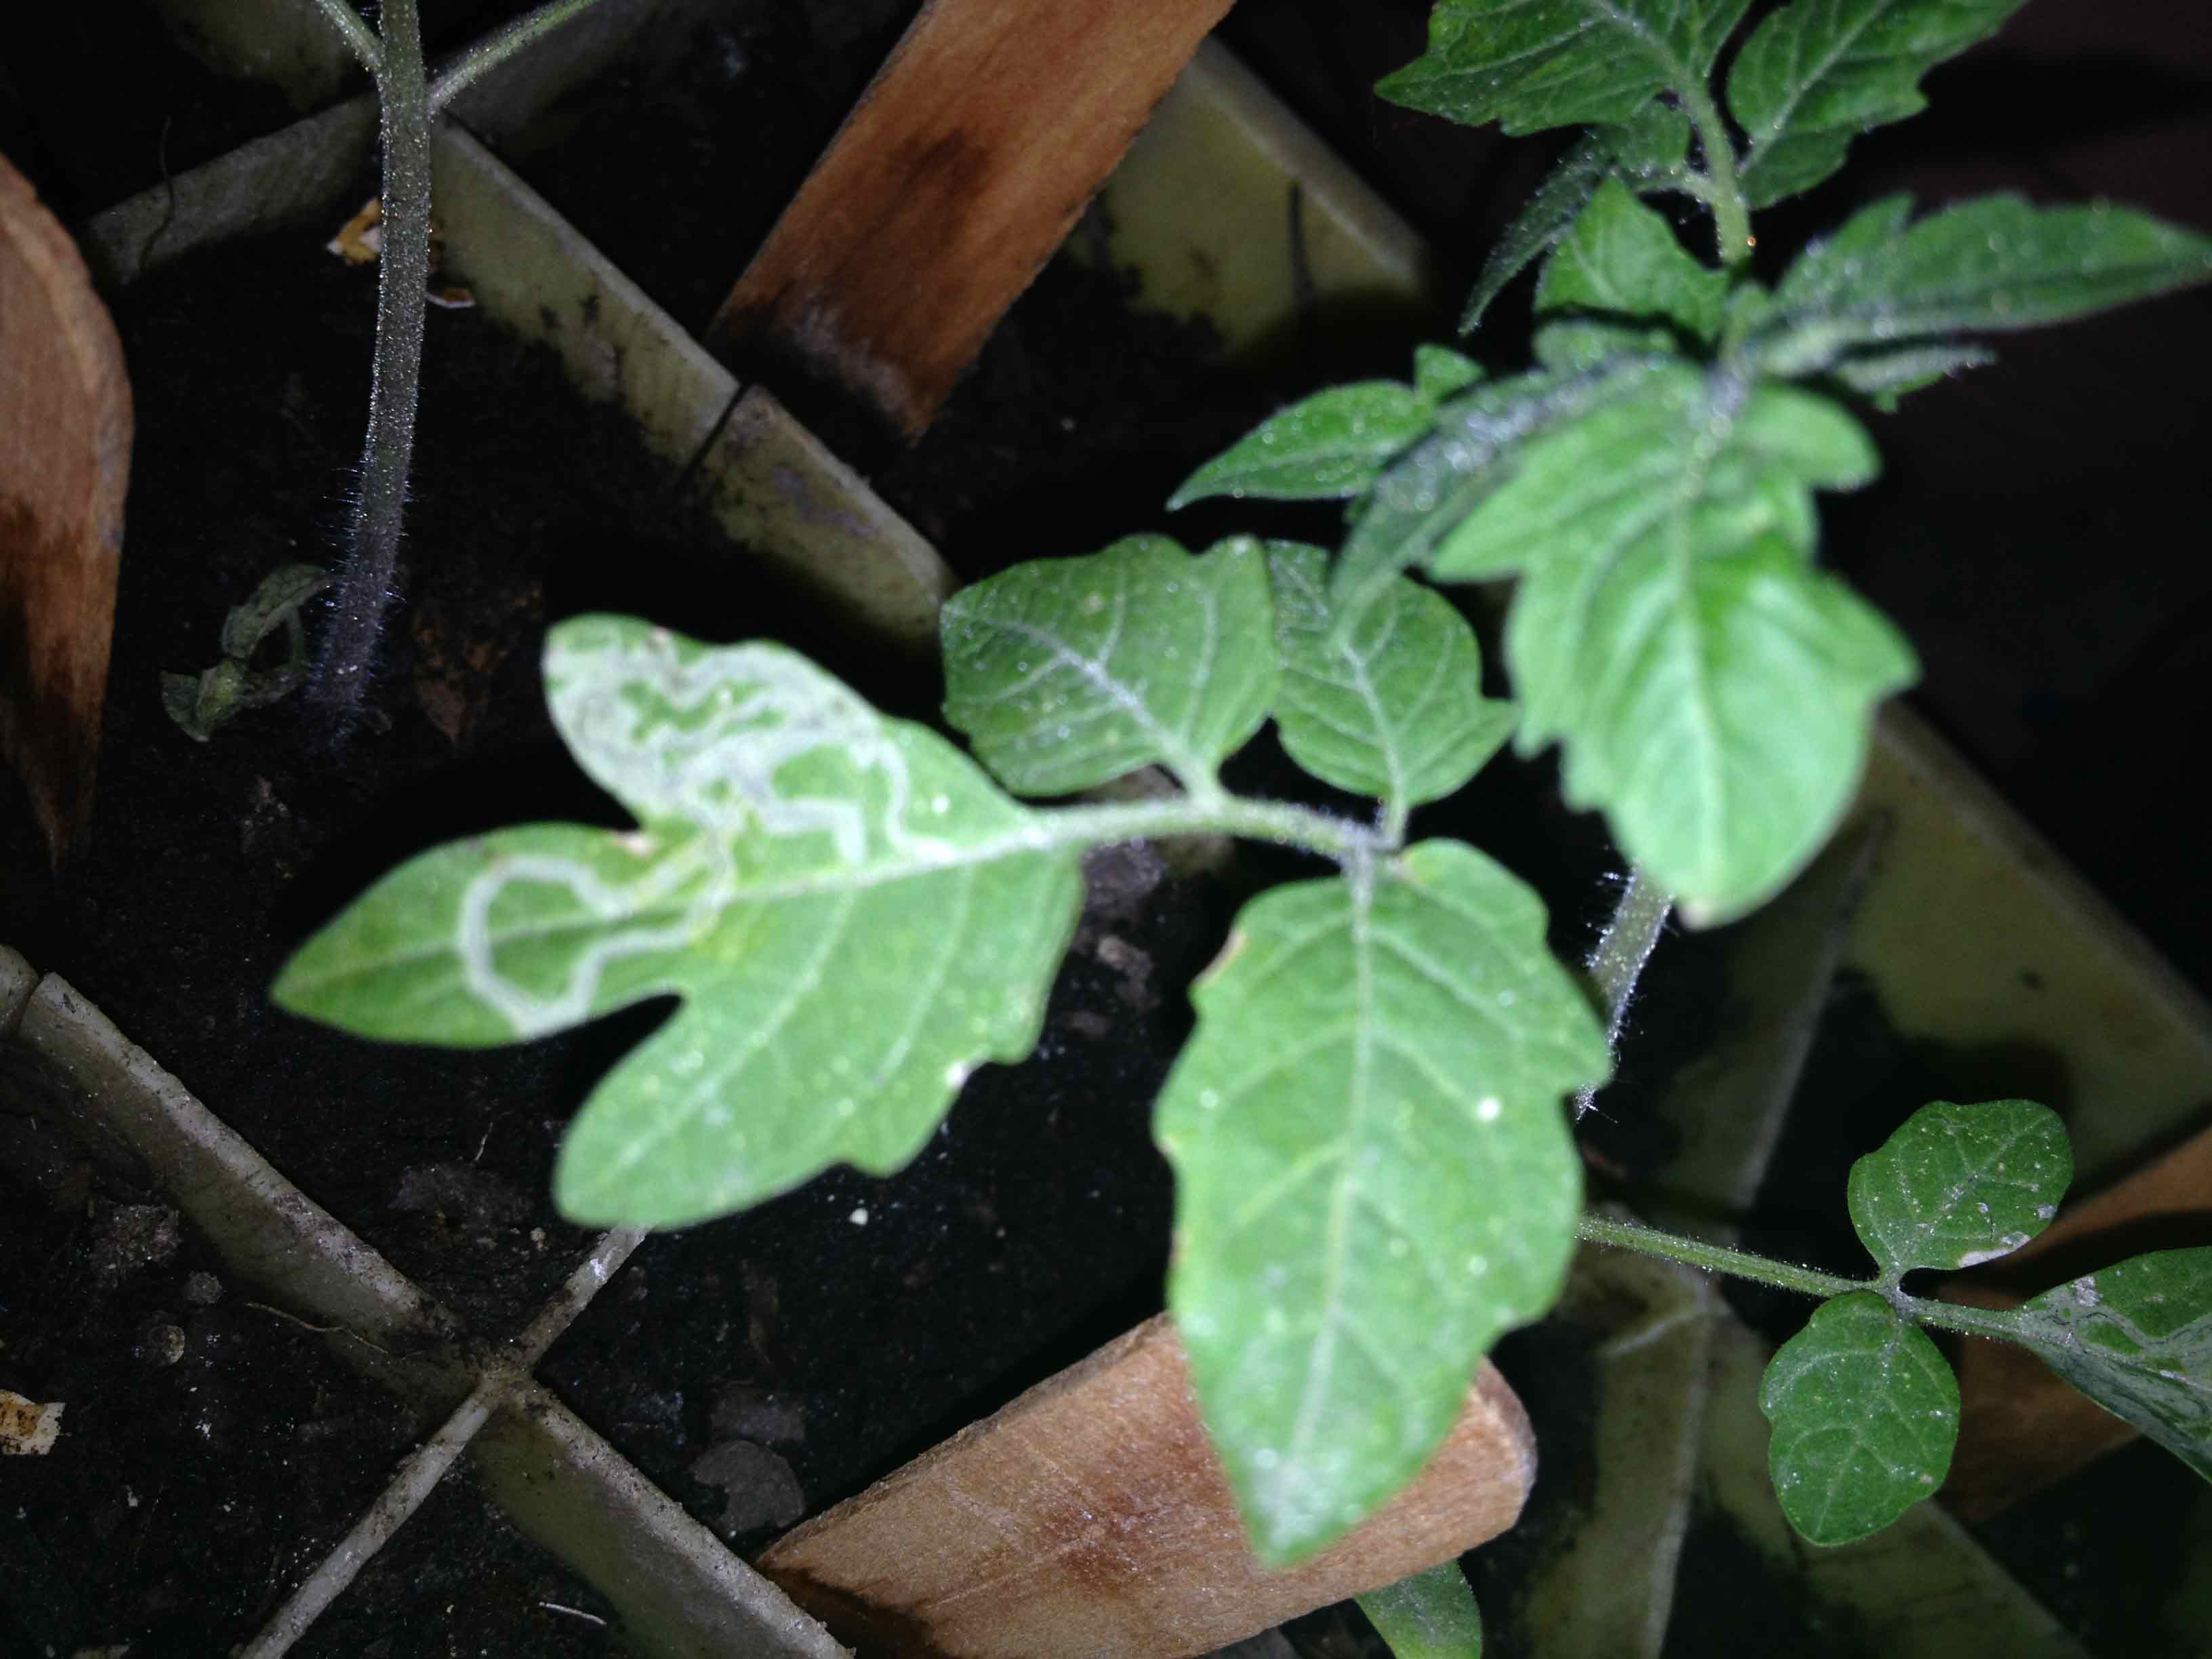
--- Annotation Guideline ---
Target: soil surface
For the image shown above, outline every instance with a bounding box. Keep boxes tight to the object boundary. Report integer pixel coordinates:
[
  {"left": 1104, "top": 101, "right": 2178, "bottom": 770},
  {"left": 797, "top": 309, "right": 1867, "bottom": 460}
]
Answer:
[
  {"left": 0, "top": 1159, "right": 424, "bottom": 1656},
  {"left": 0, "top": 0, "right": 560, "bottom": 221}
]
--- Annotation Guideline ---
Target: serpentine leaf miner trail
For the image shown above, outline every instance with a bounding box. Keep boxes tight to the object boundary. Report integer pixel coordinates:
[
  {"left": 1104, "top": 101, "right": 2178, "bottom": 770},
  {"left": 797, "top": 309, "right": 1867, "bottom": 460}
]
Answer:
[{"left": 276, "top": 617, "right": 1084, "bottom": 1228}]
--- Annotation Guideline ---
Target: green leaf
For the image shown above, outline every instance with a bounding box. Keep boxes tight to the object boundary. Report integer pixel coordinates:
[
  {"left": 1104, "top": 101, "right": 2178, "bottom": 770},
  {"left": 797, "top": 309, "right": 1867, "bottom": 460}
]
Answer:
[
  {"left": 940, "top": 536, "right": 1275, "bottom": 795},
  {"left": 1757, "top": 194, "right": 2212, "bottom": 377},
  {"left": 1158, "top": 840, "right": 1610, "bottom": 1564},
  {"left": 1460, "top": 134, "right": 1613, "bottom": 335},
  {"left": 1719, "top": 277, "right": 1778, "bottom": 350},
  {"left": 1414, "top": 344, "right": 1486, "bottom": 401},
  {"left": 1830, "top": 341, "right": 1994, "bottom": 410},
  {"left": 1456, "top": 108, "right": 1689, "bottom": 336},
  {"left": 1169, "top": 383, "right": 1437, "bottom": 506},
  {"left": 1729, "top": 0, "right": 2029, "bottom": 209},
  {"left": 1266, "top": 543, "right": 1516, "bottom": 813},
  {"left": 275, "top": 617, "right": 1082, "bottom": 1228},
  {"left": 1535, "top": 178, "right": 1727, "bottom": 344},
  {"left": 1524, "top": 530, "right": 1910, "bottom": 925},
  {"left": 1169, "top": 351, "right": 1490, "bottom": 506},
  {"left": 1761, "top": 1292, "right": 1960, "bottom": 1544},
  {"left": 220, "top": 561, "right": 333, "bottom": 660},
  {"left": 166, "top": 562, "right": 335, "bottom": 741},
  {"left": 1328, "top": 359, "right": 1672, "bottom": 632},
  {"left": 1603, "top": 100, "right": 1695, "bottom": 176},
  {"left": 1847, "top": 1099, "right": 2070, "bottom": 1283},
  {"left": 1433, "top": 367, "right": 1909, "bottom": 922},
  {"left": 1359, "top": 1559, "right": 1486, "bottom": 1659},
  {"left": 2013, "top": 1248, "right": 2212, "bottom": 1483},
  {"left": 1532, "top": 322, "right": 1681, "bottom": 374},
  {"left": 1377, "top": 0, "right": 1754, "bottom": 136}
]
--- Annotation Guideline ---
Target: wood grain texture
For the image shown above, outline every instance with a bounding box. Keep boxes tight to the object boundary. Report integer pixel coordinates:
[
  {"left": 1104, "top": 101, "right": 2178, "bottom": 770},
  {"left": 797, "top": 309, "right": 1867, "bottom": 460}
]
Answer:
[
  {"left": 1940, "top": 1117, "right": 2212, "bottom": 1519},
  {"left": 758, "top": 1313, "right": 1535, "bottom": 1658},
  {"left": 708, "top": 0, "right": 1234, "bottom": 438},
  {"left": 1, "top": 152, "right": 131, "bottom": 865}
]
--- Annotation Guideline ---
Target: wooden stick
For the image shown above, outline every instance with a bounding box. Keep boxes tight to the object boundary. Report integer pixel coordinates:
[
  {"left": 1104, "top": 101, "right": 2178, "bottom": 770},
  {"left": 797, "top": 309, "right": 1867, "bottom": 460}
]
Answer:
[
  {"left": 0, "top": 152, "right": 131, "bottom": 864},
  {"left": 707, "top": 0, "right": 1234, "bottom": 438},
  {"left": 1940, "top": 1120, "right": 2212, "bottom": 1519},
  {"left": 758, "top": 1313, "right": 1536, "bottom": 1658}
]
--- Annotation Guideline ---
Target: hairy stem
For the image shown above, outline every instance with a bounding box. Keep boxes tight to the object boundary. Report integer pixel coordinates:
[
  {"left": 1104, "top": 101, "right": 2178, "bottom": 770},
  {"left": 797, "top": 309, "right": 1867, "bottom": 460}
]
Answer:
[
  {"left": 308, "top": 0, "right": 431, "bottom": 737},
  {"left": 1576, "top": 1213, "right": 2038, "bottom": 1349},
  {"left": 1577, "top": 1211, "right": 1867, "bottom": 1302},
  {"left": 1677, "top": 81, "right": 1753, "bottom": 268},
  {"left": 306, "top": 0, "right": 382, "bottom": 72},
  {"left": 1891, "top": 1291, "right": 2030, "bottom": 1347},
  {"left": 1038, "top": 792, "right": 1386, "bottom": 867},
  {"left": 428, "top": 0, "right": 608, "bottom": 112},
  {"left": 1573, "top": 865, "right": 1673, "bottom": 1118}
]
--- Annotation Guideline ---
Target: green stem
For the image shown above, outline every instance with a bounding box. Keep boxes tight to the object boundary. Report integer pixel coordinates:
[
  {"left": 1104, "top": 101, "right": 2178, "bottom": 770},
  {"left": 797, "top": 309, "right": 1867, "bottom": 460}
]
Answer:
[
  {"left": 308, "top": 0, "right": 431, "bottom": 737},
  {"left": 1038, "top": 792, "right": 1385, "bottom": 866},
  {"left": 1576, "top": 1212, "right": 1867, "bottom": 1303},
  {"left": 1677, "top": 81, "right": 1753, "bottom": 269},
  {"left": 1573, "top": 865, "right": 1673, "bottom": 1118},
  {"left": 1577, "top": 1214, "right": 2039, "bottom": 1347},
  {"left": 1656, "top": 166, "right": 1721, "bottom": 209},
  {"left": 306, "top": 0, "right": 382, "bottom": 72},
  {"left": 1893, "top": 1290, "right": 2030, "bottom": 1347},
  {"left": 428, "top": 0, "right": 608, "bottom": 112}
]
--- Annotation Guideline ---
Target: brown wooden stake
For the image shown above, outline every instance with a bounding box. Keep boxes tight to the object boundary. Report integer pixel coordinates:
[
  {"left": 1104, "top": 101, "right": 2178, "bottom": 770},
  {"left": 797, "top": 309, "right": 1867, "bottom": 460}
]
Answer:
[
  {"left": 758, "top": 1313, "right": 1536, "bottom": 1658},
  {"left": 1940, "top": 1118, "right": 2212, "bottom": 1520},
  {"left": 1, "top": 152, "right": 131, "bottom": 864},
  {"left": 707, "top": 0, "right": 1235, "bottom": 440}
]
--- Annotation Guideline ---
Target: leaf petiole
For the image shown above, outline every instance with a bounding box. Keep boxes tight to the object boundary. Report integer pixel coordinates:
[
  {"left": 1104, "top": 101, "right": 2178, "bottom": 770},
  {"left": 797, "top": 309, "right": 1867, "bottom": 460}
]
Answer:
[
  {"left": 1573, "top": 1211, "right": 2034, "bottom": 1345},
  {"left": 1572, "top": 866, "right": 1673, "bottom": 1119},
  {"left": 1029, "top": 791, "right": 1389, "bottom": 867},
  {"left": 1575, "top": 1211, "right": 1867, "bottom": 1303},
  {"left": 1675, "top": 79, "right": 1753, "bottom": 268}
]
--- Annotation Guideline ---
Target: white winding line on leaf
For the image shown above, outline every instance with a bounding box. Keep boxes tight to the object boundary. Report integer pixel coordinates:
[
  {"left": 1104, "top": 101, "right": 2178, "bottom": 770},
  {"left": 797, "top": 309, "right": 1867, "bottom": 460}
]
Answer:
[
  {"left": 458, "top": 846, "right": 728, "bottom": 1036},
  {"left": 557, "top": 634, "right": 959, "bottom": 863},
  {"left": 468, "top": 642, "right": 975, "bottom": 1034}
]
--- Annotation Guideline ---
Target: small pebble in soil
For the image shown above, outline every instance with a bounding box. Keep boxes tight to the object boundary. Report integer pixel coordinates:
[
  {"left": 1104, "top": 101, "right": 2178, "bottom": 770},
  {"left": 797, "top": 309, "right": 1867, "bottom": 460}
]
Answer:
[
  {"left": 690, "top": 1439, "right": 806, "bottom": 1539},
  {"left": 710, "top": 1383, "right": 806, "bottom": 1446},
  {"left": 135, "top": 1318, "right": 187, "bottom": 1368},
  {"left": 1091, "top": 933, "right": 1158, "bottom": 1012},
  {"left": 1080, "top": 839, "right": 1168, "bottom": 926}
]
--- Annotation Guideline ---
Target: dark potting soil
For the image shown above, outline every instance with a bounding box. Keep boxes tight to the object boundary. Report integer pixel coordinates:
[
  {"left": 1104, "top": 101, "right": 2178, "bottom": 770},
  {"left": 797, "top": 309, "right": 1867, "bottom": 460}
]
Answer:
[
  {"left": 0, "top": 0, "right": 560, "bottom": 223},
  {"left": 288, "top": 1460, "right": 627, "bottom": 1659},
  {"left": 0, "top": 1147, "right": 417, "bottom": 1657}
]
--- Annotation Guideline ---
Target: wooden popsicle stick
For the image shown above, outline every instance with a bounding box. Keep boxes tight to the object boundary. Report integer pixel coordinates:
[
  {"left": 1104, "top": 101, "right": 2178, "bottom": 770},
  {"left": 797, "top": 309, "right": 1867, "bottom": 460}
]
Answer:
[
  {"left": 0, "top": 152, "right": 131, "bottom": 864},
  {"left": 758, "top": 1313, "right": 1535, "bottom": 1659},
  {"left": 707, "top": 0, "right": 1235, "bottom": 439},
  {"left": 1940, "top": 1116, "right": 2212, "bottom": 1520}
]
